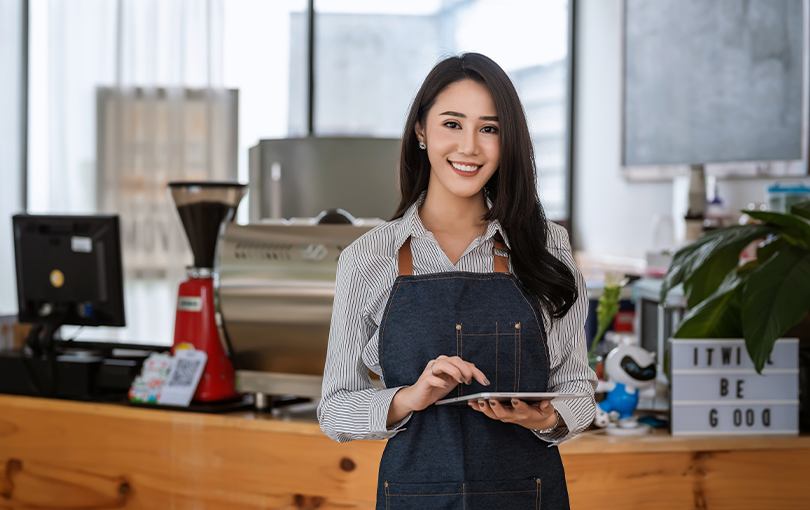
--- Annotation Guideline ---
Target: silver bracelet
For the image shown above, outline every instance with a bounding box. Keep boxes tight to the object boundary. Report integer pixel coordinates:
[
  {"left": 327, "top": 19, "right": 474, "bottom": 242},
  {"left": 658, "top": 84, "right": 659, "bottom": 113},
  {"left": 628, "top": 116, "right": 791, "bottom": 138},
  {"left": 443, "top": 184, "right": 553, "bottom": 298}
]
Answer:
[{"left": 534, "top": 410, "right": 561, "bottom": 434}]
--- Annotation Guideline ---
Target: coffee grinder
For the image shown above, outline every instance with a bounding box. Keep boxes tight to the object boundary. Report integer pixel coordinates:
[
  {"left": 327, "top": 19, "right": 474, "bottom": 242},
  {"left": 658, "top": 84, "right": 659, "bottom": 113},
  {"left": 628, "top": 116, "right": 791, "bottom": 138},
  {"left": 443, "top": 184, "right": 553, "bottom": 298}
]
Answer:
[{"left": 168, "top": 181, "right": 246, "bottom": 402}]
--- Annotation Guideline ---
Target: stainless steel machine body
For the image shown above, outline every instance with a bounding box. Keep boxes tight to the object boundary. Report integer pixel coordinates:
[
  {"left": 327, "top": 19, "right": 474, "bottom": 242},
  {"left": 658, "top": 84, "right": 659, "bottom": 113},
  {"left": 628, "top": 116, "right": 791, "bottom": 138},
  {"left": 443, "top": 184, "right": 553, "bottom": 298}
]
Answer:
[{"left": 214, "top": 221, "right": 379, "bottom": 399}]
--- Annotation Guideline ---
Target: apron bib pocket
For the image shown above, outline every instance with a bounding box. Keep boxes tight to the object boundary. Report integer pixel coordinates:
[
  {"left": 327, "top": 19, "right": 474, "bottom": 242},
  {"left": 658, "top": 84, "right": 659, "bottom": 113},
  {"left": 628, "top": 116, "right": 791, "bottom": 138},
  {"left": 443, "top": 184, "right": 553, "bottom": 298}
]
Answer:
[{"left": 455, "top": 322, "right": 522, "bottom": 394}]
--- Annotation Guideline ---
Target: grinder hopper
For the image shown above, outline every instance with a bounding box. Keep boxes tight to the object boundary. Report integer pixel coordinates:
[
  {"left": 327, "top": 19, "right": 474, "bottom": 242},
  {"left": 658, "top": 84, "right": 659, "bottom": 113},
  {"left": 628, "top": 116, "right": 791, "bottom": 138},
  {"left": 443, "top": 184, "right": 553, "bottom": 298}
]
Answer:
[{"left": 168, "top": 182, "right": 247, "bottom": 269}]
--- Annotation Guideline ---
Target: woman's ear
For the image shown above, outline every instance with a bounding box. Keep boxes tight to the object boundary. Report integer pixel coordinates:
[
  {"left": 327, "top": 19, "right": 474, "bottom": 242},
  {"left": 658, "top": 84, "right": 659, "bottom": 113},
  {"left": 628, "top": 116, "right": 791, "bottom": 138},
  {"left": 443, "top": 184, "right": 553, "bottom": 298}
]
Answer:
[{"left": 414, "top": 122, "right": 425, "bottom": 143}]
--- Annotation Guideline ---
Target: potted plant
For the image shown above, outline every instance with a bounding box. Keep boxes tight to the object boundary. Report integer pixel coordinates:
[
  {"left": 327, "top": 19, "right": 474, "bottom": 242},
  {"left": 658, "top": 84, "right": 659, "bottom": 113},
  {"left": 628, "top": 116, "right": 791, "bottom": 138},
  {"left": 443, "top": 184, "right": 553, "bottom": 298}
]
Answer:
[{"left": 660, "top": 200, "right": 810, "bottom": 373}]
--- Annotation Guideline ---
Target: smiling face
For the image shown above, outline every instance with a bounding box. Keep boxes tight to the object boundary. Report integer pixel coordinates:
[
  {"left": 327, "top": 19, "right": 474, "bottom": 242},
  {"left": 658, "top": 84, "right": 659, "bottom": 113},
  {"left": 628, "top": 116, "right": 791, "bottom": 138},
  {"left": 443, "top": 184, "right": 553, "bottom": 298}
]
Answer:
[{"left": 415, "top": 79, "right": 500, "bottom": 200}]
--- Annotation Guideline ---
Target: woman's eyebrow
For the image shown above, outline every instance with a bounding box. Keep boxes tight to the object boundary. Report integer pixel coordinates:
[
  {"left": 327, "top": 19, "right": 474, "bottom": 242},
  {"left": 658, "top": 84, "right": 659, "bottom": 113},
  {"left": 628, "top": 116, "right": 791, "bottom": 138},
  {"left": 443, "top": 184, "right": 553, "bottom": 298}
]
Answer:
[{"left": 438, "top": 110, "right": 499, "bottom": 122}]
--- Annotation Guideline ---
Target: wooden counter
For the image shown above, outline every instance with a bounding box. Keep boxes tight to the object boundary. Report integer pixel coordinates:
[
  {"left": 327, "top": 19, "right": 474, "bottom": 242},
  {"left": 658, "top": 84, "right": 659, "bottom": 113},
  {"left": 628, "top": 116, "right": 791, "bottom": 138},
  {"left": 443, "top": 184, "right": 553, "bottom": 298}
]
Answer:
[{"left": 1, "top": 394, "right": 809, "bottom": 509}]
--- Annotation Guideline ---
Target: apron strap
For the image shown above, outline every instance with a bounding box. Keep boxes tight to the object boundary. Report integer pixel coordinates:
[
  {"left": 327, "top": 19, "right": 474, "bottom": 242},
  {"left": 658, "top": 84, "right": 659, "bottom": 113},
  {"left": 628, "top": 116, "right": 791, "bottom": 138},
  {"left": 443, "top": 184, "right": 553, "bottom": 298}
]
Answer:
[
  {"left": 398, "top": 235, "right": 510, "bottom": 275},
  {"left": 493, "top": 232, "right": 510, "bottom": 274},
  {"left": 398, "top": 237, "right": 413, "bottom": 276}
]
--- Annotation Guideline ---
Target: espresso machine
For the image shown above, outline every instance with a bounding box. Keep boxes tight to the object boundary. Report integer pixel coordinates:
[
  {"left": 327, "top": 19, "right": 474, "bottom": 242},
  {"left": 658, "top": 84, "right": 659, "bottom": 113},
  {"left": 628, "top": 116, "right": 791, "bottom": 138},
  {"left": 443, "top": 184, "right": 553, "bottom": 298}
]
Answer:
[{"left": 168, "top": 181, "right": 246, "bottom": 402}]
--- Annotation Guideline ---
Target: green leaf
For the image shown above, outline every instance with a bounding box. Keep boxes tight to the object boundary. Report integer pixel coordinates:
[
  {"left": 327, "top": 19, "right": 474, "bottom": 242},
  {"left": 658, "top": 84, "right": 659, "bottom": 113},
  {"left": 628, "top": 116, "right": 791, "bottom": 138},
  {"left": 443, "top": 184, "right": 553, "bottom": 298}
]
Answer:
[
  {"left": 660, "top": 224, "right": 773, "bottom": 305},
  {"left": 757, "top": 236, "right": 788, "bottom": 263},
  {"left": 684, "top": 247, "right": 743, "bottom": 309},
  {"left": 743, "top": 210, "right": 810, "bottom": 247},
  {"left": 791, "top": 200, "right": 810, "bottom": 221},
  {"left": 673, "top": 270, "right": 745, "bottom": 339},
  {"left": 740, "top": 247, "right": 810, "bottom": 373}
]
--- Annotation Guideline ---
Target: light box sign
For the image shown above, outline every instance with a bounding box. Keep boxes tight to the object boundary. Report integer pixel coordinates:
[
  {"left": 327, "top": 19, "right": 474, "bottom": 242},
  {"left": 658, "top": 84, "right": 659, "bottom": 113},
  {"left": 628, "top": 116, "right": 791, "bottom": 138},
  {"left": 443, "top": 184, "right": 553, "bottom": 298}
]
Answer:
[{"left": 670, "top": 339, "right": 799, "bottom": 436}]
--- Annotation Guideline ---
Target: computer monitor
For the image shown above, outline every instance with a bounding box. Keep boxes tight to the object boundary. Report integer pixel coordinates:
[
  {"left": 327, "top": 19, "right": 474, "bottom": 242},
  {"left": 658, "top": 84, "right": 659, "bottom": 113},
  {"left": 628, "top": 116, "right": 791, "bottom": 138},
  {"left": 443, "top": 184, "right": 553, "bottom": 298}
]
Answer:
[{"left": 12, "top": 214, "right": 126, "bottom": 352}]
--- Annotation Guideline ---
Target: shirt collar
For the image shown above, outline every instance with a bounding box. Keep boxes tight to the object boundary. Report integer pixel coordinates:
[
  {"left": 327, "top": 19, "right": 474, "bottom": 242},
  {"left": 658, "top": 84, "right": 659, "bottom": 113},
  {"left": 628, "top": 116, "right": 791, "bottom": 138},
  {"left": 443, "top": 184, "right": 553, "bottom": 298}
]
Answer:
[{"left": 395, "top": 190, "right": 511, "bottom": 251}]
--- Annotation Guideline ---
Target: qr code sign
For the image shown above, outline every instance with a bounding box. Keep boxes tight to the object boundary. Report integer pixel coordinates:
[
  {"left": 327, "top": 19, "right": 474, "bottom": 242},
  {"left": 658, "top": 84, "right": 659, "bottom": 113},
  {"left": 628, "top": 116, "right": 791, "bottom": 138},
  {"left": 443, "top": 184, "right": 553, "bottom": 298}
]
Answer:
[
  {"left": 157, "top": 349, "right": 208, "bottom": 407},
  {"left": 167, "top": 358, "right": 204, "bottom": 387}
]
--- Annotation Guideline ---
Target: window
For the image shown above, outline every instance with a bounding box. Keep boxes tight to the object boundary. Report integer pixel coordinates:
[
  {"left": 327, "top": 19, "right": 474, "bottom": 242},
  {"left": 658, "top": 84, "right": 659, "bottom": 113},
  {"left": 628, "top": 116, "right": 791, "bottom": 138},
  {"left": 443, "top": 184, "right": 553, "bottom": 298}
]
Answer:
[
  {"left": 310, "top": 0, "right": 572, "bottom": 220},
  {"left": 0, "top": 0, "right": 25, "bottom": 316},
  {"left": 21, "top": 0, "right": 573, "bottom": 343}
]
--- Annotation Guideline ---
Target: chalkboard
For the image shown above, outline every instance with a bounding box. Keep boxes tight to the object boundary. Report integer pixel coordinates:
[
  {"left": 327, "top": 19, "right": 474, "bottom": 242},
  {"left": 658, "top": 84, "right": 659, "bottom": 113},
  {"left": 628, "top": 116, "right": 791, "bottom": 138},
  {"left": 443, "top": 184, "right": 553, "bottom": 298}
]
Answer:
[{"left": 622, "top": 0, "right": 806, "bottom": 168}]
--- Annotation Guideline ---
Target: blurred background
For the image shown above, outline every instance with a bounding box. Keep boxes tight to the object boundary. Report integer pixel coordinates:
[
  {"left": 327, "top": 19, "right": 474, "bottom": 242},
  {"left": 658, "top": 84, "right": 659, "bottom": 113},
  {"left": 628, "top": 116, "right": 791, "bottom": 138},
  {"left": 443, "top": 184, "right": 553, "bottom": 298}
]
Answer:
[{"left": 0, "top": 0, "right": 807, "bottom": 346}]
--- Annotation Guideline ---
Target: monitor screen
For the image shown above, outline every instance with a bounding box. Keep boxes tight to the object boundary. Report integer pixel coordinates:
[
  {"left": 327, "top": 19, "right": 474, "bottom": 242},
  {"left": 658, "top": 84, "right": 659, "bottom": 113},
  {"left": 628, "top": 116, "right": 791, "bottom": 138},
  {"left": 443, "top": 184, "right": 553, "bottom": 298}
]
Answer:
[{"left": 13, "top": 214, "right": 125, "bottom": 328}]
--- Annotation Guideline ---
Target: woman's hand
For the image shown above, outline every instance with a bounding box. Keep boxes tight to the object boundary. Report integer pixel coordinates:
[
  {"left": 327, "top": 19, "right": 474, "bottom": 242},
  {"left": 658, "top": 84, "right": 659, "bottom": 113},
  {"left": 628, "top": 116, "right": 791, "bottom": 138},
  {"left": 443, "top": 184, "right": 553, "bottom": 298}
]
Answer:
[
  {"left": 468, "top": 398, "right": 562, "bottom": 431},
  {"left": 387, "top": 356, "right": 489, "bottom": 426}
]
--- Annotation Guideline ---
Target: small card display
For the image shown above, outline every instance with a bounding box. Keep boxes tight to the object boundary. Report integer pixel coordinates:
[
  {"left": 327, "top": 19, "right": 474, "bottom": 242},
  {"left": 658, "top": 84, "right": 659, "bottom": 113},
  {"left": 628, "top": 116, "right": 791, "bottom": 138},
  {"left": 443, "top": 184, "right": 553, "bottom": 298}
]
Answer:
[
  {"left": 157, "top": 349, "right": 208, "bottom": 407},
  {"left": 669, "top": 339, "right": 798, "bottom": 436}
]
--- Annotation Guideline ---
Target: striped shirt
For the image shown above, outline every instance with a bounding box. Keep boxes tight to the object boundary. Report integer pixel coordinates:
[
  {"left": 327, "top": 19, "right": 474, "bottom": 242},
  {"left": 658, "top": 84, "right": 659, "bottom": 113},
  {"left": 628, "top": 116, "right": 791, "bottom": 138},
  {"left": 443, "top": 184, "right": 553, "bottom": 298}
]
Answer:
[{"left": 317, "top": 193, "right": 597, "bottom": 445}]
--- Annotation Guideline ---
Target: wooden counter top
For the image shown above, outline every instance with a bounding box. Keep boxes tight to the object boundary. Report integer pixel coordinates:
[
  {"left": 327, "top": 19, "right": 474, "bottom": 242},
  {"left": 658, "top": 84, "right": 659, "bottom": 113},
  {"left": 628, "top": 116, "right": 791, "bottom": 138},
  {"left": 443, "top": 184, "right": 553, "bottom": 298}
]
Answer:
[
  {"left": 5, "top": 394, "right": 807, "bottom": 454},
  {"left": 2, "top": 394, "right": 809, "bottom": 509}
]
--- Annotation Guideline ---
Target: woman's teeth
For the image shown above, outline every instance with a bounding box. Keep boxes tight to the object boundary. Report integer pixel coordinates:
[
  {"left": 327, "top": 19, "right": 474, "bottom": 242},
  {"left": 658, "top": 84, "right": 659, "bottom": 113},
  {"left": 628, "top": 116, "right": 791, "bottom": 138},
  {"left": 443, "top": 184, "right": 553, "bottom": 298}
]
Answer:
[{"left": 451, "top": 162, "right": 480, "bottom": 172}]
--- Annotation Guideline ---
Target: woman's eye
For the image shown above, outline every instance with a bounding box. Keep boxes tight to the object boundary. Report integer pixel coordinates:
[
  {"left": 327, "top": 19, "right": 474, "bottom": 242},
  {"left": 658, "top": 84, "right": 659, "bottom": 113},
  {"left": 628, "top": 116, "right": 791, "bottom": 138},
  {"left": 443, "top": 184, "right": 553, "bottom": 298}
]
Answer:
[
  {"left": 481, "top": 125, "right": 499, "bottom": 134},
  {"left": 443, "top": 121, "right": 460, "bottom": 129}
]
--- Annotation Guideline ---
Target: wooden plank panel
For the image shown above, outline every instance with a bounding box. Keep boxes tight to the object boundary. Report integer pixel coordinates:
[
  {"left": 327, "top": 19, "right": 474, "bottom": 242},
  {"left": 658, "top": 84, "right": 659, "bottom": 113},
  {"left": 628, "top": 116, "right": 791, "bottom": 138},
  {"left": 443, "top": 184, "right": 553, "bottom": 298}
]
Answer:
[
  {"left": 564, "top": 450, "right": 810, "bottom": 510},
  {"left": 0, "top": 401, "right": 385, "bottom": 509},
  {"left": 700, "top": 450, "right": 810, "bottom": 510},
  {"left": 565, "top": 452, "right": 697, "bottom": 510}
]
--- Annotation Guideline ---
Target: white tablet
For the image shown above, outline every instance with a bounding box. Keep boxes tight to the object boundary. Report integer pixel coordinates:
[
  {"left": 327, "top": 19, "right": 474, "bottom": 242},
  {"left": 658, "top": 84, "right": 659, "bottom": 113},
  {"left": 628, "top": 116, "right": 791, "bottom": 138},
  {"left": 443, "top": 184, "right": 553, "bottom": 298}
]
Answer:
[{"left": 435, "top": 392, "right": 590, "bottom": 406}]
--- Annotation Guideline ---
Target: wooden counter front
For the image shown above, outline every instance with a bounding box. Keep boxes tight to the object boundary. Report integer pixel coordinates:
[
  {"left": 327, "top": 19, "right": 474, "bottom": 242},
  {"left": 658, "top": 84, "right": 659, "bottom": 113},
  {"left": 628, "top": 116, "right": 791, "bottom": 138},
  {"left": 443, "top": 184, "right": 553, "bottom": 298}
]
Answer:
[{"left": 1, "top": 394, "right": 809, "bottom": 509}]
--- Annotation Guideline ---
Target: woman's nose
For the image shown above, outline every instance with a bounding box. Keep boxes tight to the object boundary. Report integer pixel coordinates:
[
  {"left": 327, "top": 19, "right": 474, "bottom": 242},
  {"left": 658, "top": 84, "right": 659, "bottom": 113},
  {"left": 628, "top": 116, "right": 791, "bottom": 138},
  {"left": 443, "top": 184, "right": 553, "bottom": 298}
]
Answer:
[{"left": 458, "top": 130, "right": 478, "bottom": 156}]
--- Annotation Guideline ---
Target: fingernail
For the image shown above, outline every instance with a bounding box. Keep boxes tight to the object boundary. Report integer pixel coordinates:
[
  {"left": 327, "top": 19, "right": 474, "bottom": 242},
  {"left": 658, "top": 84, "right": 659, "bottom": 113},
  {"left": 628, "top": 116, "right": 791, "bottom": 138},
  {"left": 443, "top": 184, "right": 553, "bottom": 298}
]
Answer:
[
  {"left": 478, "top": 401, "right": 485, "bottom": 407},
  {"left": 444, "top": 383, "right": 450, "bottom": 388},
  {"left": 511, "top": 399, "right": 519, "bottom": 406},
  {"left": 458, "top": 378, "right": 464, "bottom": 384},
  {"left": 489, "top": 400, "right": 497, "bottom": 406},
  {"left": 483, "top": 378, "right": 491, "bottom": 386}
]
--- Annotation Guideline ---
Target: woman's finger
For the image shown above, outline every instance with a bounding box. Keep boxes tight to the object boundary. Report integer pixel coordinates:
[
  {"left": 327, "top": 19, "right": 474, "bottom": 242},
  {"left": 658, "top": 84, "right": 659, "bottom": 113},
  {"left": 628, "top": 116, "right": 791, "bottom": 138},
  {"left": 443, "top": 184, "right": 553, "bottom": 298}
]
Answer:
[
  {"left": 446, "top": 356, "right": 490, "bottom": 386},
  {"left": 488, "top": 399, "right": 515, "bottom": 421},
  {"left": 476, "top": 399, "right": 502, "bottom": 421},
  {"left": 430, "top": 360, "right": 465, "bottom": 384},
  {"left": 469, "top": 364, "right": 490, "bottom": 386},
  {"left": 425, "top": 374, "right": 454, "bottom": 389},
  {"left": 444, "top": 357, "right": 475, "bottom": 384},
  {"left": 510, "top": 399, "right": 535, "bottom": 416}
]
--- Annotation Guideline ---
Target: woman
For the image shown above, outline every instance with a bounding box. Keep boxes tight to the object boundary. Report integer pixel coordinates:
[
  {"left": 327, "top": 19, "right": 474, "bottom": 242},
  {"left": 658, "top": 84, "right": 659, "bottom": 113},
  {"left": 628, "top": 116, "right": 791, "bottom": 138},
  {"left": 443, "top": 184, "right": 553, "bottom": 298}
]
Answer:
[{"left": 318, "top": 53, "right": 596, "bottom": 509}]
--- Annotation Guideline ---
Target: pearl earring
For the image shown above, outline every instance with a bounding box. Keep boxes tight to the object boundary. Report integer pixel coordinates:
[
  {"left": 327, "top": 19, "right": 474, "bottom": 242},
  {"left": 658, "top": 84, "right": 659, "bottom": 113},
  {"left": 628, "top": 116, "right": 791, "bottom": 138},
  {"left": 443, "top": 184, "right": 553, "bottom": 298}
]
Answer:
[{"left": 418, "top": 141, "right": 426, "bottom": 150}]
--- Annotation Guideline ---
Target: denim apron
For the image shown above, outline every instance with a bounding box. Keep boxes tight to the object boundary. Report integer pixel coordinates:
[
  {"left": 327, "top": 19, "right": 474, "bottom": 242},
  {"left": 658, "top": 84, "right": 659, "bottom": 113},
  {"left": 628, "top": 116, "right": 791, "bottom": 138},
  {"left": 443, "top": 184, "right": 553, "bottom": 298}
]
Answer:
[{"left": 376, "top": 236, "right": 570, "bottom": 510}]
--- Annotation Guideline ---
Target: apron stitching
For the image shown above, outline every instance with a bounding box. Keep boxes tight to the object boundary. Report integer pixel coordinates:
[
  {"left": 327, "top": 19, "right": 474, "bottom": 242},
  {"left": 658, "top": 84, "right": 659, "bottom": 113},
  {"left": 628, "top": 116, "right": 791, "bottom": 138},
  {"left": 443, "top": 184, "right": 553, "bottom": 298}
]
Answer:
[
  {"left": 514, "top": 326, "right": 518, "bottom": 391},
  {"left": 507, "top": 278, "right": 550, "bottom": 384},
  {"left": 380, "top": 280, "right": 403, "bottom": 382},
  {"left": 518, "top": 324, "right": 522, "bottom": 392},
  {"left": 463, "top": 483, "right": 465, "bottom": 510},
  {"left": 495, "top": 322, "right": 498, "bottom": 392},
  {"left": 456, "top": 325, "right": 461, "bottom": 397},
  {"left": 460, "top": 324, "right": 464, "bottom": 397},
  {"left": 537, "top": 478, "right": 541, "bottom": 510},
  {"left": 388, "top": 490, "right": 536, "bottom": 497}
]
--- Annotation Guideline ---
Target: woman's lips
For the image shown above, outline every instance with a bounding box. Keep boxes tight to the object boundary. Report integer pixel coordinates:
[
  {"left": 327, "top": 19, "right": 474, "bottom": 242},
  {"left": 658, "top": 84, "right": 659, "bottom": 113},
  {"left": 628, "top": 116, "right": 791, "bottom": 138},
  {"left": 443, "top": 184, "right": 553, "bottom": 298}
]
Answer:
[{"left": 449, "top": 160, "right": 482, "bottom": 176}]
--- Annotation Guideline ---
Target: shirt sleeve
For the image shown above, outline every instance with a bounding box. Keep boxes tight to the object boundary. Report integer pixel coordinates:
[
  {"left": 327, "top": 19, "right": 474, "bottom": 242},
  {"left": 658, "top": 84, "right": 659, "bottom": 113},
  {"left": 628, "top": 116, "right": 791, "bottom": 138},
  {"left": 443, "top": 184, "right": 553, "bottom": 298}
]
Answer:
[
  {"left": 532, "top": 224, "right": 598, "bottom": 445},
  {"left": 317, "top": 246, "right": 412, "bottom": 443}
]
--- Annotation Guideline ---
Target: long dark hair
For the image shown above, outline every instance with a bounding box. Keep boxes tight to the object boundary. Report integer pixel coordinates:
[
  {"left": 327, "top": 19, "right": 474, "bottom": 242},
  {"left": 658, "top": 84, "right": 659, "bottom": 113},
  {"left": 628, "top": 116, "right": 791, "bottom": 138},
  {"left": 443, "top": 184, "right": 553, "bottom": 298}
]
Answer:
[{"left": 392, "top": 52, "right": 578, "bottom": 322}]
